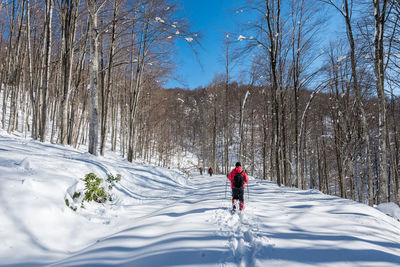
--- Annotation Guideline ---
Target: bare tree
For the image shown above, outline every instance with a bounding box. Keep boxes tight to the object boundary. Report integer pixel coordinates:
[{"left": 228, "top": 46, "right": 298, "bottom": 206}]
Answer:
[
  {"left": 87, "top": 0, "right": 106, "bottom": 155},
  {"left": 373, "top": 0, "right": 392, "bottom": 203},
  {"left": 99, "top": 0, "right": 119, "bottom": 156},
  {"left": 321, "top": 0, "right": 374, "bottom": 204},
  {"left": 40, "top": 0, "right": 54, "bottom": 142},
  {"left": 290, "top": 0, "right": 323, "bottom": 188},
  {"left": 7, "top": 0, "right": 27, "bottom": 134},
  {"left": 59, "top": 0, "right": 79, "bottom": 145},
  {"left": 127, "top": 0, "right": 197, "bottom": 162}
]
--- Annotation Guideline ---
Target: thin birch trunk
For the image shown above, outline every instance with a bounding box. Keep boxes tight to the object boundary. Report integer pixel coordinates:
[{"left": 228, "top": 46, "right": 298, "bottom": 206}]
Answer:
[
  {"left": 88, "top": 0, "right": 100, "bottom": 156},
  {"left": 100, "top": 0, "right": 118, "bottom": 156}
]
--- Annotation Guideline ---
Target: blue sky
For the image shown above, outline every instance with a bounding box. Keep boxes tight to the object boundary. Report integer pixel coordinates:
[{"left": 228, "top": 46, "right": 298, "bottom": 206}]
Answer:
[
  {"left": 164, "top": 0, "right": 246, "bottom": 89},
  {"left": 163, "top": 0, "right": 342, "bottom": 90}
]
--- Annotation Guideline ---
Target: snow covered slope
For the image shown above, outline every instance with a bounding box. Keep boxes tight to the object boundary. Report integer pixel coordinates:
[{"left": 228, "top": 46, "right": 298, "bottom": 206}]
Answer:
[{"left": 1, "top": 132, "right": 400, "bottom": 267}]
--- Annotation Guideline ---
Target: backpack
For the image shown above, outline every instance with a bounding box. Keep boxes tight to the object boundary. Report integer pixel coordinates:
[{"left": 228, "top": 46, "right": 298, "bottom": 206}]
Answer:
[{"left": 233, "top": 171, "right": 244, "bottom": 188}]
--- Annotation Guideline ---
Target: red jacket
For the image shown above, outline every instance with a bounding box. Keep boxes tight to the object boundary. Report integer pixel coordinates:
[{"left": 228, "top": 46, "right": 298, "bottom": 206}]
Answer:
[{"left": 228, "top": 167, "right": 249, "bottom": 188}]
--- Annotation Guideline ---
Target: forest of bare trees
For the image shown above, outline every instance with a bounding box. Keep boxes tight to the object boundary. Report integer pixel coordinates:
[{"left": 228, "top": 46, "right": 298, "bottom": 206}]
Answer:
[{"left": 1, "top": 0, "right": 400, "bottom": 206}]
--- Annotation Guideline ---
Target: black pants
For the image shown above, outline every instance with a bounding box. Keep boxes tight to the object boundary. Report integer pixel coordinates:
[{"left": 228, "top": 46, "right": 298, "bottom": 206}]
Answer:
[{"left": 232, "top": 188, "right": 244, "bottom": 202}]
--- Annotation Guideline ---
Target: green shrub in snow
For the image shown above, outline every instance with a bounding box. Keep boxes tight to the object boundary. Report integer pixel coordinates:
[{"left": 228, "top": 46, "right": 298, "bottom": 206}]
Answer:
[
  {"left": 72, "top": 192, "right": 81, "bottom": 199},
  {"left": 107, "top": 174, "right": 121, "bottom": 184},
  {"left": 107, "top": 174, "right": 121, "bottom": 190},
  {"left": 65, "top": 198, "right": 77, "bottom": 211},
  {"left": 67, "top": 173, "right": 122, "bottom": 209},
  {"left": 83, "top": 173, "right": 107, "bottom": 203}
]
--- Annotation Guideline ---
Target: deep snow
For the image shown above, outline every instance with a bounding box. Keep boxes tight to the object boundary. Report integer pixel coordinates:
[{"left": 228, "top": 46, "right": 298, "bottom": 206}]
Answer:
[{"left": 1, "top": 132, "right": 400, "bottom": 267}]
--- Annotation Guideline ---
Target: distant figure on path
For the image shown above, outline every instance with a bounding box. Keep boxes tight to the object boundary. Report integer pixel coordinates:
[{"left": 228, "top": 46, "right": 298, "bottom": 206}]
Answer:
[
  {"left": 199, "top": 167, "right": 203, "bottom": 175},
  {"left": 208, "top": 167, "right": 213, "bottom": 176},
  {"left": 227, "top": 162, "right": 249, "bottom": 211}
]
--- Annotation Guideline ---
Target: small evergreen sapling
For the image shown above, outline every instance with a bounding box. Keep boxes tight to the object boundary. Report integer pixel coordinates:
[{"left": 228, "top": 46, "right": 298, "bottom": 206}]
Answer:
[
  {"left": 83, "top": 173, "right": 107, "bottom": 203},
  {"left": 65, "top": 172, "right": 122, "bottom": 210},
  {"left": 72, "top": 192, "right": 81, "bottom": 199},
  {"left": 107, "top": 174, "right": 121, "bottom": 184},
  {"left": 65, "top": 197, "right": 77, "bottom": 211}
]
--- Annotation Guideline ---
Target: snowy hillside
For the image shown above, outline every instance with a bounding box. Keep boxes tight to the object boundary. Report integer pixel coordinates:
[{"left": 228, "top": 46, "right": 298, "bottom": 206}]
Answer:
[{"left": 1, "top": 132, "right": 400, "bottom": 267}]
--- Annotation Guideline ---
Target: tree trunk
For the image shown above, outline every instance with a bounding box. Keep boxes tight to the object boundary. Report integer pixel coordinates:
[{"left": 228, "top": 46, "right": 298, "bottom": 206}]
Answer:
[
  {"left": 88, "top": 0, "right": 100, "bottom": 156},
  {"left": 8, "top": 0, "right": 26, "bottom": 134},
  {"left": 26, "top": 0, "right": 37, "bottom": 139},
  {"left": 40, "top": 0, "right": 53, "bottom": 142},
  {"left": 239, "top": 90, "right": 250, "bottom": 163},
  {"left": 212, "top": 100, "right": 217, "bottom": 172},
  {"left": 100, "top": 0, "right": 118, "bottom": 156},
  {"left": 60, "top": 0, "right": 78, "bottom": 145},
  {"left": 373, "top": 0, "right": 389, "bottom": 203}
]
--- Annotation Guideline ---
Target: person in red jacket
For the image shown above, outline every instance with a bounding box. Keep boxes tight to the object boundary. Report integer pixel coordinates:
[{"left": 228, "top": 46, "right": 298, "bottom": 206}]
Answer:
[{"left": 228, "top": 162, "right": 249, "bottom": 211}]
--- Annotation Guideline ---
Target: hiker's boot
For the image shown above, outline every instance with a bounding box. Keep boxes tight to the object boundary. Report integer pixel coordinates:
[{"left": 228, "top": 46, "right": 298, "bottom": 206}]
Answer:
[{"left": 232, "top": 199, "right": 237, "bottom": 211}]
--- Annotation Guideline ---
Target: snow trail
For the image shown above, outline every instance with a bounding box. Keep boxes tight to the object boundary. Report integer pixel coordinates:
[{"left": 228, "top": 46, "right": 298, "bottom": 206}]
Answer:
[{"left": 1, "top": 134, "right": 400, "bottom": 266}]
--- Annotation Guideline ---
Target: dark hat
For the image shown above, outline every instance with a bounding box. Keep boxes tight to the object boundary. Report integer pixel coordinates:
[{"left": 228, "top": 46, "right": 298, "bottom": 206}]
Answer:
[{"left": 235, "top": 162, "right": 241, "bottom": 167}]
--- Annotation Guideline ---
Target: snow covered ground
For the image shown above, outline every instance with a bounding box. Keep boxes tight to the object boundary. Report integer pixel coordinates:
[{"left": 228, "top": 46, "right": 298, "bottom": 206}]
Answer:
[{"left": 1, "top": 132, "right": 400, "bottom": 267}]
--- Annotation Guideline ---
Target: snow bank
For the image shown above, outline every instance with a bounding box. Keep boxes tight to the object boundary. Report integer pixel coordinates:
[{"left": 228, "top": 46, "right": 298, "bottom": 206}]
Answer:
[
  {"left": 0, "top": 133, "right": 191, "bottom": 265},
  {"left": 376, "top": 202, "right": 400, "bottom": 221},
  {"left": 1, "top": 133, "right": 400, "bottom": 266}
]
